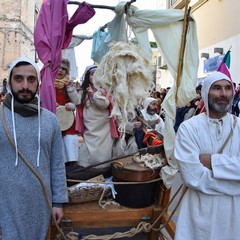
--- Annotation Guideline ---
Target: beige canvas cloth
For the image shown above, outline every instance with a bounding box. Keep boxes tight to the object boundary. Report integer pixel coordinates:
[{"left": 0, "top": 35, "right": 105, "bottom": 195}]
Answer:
[{"left": 126, "top": 8, "right": 199, "bottom": 188}]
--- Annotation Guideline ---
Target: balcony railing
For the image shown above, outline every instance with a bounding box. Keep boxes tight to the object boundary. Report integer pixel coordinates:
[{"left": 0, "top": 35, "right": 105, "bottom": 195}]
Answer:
[
  {"left": 168, "top": 0, "right": 208, "bottom": 10},
  {"left": 168, "top": 0, "right": 185, "bottom": 9}
]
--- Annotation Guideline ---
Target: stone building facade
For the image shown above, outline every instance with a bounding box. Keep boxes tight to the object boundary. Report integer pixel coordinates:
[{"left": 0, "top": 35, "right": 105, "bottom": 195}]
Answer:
[{"left": 0, "top": 0, "right": 41, "bottom": 88}]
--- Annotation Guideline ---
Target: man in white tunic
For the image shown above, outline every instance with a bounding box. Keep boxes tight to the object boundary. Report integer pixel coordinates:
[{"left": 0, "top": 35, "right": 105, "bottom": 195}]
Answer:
[
  {"left": 174, "top": 72, "right": 240, "bottom": 240},
  {"left": 141, "top": 97, "right": 165, "bottom": 134}
]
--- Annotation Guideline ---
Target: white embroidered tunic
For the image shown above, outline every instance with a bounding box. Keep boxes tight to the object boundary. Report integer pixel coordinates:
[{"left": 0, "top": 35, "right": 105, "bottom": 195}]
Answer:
[{"left": 174, "top": 113, "right": 240, "bottom": 240}]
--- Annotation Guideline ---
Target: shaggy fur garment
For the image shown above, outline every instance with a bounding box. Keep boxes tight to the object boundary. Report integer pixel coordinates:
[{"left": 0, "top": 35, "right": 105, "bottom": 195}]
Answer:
[{"left": 93, "top": 41, "right": 154, "bottom": 133}]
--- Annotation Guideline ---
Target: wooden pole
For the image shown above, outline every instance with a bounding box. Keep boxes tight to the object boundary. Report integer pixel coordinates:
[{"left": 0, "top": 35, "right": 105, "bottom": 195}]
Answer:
[
  {"left": 68, "top": 1, "right": 116, "bottom": 10},
  {"left": 175, "top": 0, "right": 191, "bottom": 104},
  {"left": 68, "top": 0, "right": 137, "bottom": 12}
]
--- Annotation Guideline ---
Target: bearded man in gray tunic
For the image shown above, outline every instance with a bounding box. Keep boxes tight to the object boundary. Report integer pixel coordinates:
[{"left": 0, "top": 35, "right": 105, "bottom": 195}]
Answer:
[{"left": 0, "top": 57, "right": 68, "bottom": 240}]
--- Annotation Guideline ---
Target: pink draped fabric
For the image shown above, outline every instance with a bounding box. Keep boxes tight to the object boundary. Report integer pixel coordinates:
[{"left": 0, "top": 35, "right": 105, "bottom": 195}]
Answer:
[
  {"left": 63, "top": 2, "right": 96, "bottom": 49},
  {"left": 75, "top": 104, "right": 85, "bottom": 135},
  {"left": 34, "top": 0, "right": 95, "bottom": 113},
  {"left": 217, "top": 61, "right": 231, "bottom": 80},
  {"left": 107, "top": 93, "right": 119, "bottom": 139},
  {"left": 217, "top": 50, "right": 234, "bottom": 93}
]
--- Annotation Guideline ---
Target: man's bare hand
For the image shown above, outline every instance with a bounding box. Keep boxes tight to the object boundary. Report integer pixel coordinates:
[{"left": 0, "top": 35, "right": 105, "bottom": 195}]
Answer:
[
  {"left": 66, "top": 79, "right": 73, "bottom": 88},
  {"left": 133, "top": 121, "right": 142, "bottom": 129},
  {"left": 199, "top": 154, "right": 212, "bottom": 169},
  {"left": 52, "top": 207, "right": 64, "bottom": 224}
]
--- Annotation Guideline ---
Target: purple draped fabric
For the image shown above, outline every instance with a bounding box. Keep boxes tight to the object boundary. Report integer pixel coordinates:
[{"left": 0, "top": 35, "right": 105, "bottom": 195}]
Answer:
[
  {"left": 217, "top": 50, "right": 234, "bottom": 93},
  {"left": 34, "top": 0, "right": 95, "bottom": 113},
  {"left": 64, "top": 3, "right": 96, "bottom": 49}
]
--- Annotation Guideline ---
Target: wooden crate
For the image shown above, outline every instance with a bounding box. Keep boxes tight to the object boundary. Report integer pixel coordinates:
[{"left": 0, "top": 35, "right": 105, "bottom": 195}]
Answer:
[{"left": 50, "top": 185, "right": 175, "bottom": 240}]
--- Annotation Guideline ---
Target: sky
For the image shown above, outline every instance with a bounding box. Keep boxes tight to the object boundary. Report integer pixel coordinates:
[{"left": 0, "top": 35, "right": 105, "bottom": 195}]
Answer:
[{"left": 67, "top": 0, "right": 159, "bottom": 79}]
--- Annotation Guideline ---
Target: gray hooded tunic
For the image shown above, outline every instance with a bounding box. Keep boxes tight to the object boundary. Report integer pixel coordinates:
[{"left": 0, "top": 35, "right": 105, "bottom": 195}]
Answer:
[{"left": 0, "top": 57, "right": 68, "bottom": 240}]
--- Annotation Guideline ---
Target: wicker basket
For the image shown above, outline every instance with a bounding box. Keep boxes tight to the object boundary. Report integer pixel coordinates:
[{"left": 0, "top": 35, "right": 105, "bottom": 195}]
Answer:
[{"left": 68, "top": 183, "right": 111, "bottom": 203}]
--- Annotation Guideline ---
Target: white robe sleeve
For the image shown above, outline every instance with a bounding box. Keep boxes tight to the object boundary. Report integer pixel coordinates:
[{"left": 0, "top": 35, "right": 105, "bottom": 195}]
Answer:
[
  {"left": 175, "top": 122, "right": 240, "bottom": 196},
  {"left": 91, "top": 91, "right": 110, "bottom": 109},
  {"left": 211, "top": 153, "right": 240, "bottom": 181},
  {"left": 155, "top": 118, "right": 164, "bottom": 134},
  {"left": 67, "top": 88, "right": 80, "bottom": 105}
]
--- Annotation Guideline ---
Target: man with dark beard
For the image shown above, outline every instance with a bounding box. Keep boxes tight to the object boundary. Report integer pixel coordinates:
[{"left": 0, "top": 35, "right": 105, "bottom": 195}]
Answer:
[
  {"left": 174, "top": 71, "right": 240, "bottom": 240},
  {"left": 140, "top": 97, "right": 165, "bottom": 134},
  {"left": 0, "top": 57, "right": 68, "bottom": 240}
]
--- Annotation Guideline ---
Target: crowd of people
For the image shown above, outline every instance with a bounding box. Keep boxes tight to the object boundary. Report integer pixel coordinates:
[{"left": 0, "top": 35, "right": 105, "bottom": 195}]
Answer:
[{"left": 1, "top": 56, "right": 240, "bottom": 240}]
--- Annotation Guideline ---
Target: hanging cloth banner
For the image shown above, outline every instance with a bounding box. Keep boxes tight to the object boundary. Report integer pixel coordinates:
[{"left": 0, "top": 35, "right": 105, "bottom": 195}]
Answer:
[
  {"left": 34, "top": 0, "right": 95, "bottom": 113},
  {"left": 126, "top": 8, "right": 199, "bottom": 188}
]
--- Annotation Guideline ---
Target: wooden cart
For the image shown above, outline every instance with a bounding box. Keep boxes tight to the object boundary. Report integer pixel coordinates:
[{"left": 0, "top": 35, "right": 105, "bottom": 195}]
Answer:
[{"left": 50, "top": 178, "right": 175, "bottom": 240}]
